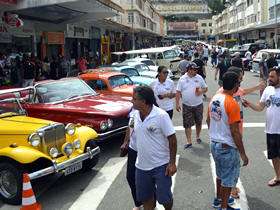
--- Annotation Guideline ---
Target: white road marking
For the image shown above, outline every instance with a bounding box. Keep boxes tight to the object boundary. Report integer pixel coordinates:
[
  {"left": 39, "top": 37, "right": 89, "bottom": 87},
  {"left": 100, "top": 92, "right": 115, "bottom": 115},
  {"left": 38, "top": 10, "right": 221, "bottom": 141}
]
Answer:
[
  {"left": 156, "top": 155, "right": 180, "bottom": 210},
  {"left": 69, "top": 157, "right": 127, "bottom": 210},
  {"left": 263, "top": 151, "right": 273, "bottom": 167},
  {"left": 174, "top": 122, "right": 265, "bottom": 131},
  {"left": 210, "top": 154, "right": 249, "bottom": 210}
]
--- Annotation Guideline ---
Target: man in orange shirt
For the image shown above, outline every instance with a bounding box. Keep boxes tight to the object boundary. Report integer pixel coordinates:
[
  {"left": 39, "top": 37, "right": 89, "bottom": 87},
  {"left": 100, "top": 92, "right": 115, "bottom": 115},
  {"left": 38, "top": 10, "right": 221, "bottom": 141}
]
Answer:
[{"left": 207, "top": 72, "right": 248, "bottom": 210}]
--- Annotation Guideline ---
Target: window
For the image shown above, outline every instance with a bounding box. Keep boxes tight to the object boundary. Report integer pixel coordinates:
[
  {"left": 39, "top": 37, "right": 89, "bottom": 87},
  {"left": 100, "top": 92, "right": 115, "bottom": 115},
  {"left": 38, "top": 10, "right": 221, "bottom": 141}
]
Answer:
[
  {"left": 108, "top": 75, "right": 133, "bottom": 88},
  {"left": 210, "top": 29, "right": 213, "bottom": 34},
  {"left": 209, "top": 23, "right": 212, "bottom": 27},
  {"left": 203, "top": 29, "right": 205, "bottom": 34},
  {"left": 121, "top": 68, "right": 140, "bottom": 77},
  {"left": 87, "top": 80, "right": 108, "bottom": 91},
  {"left": 201, "top": 23, "right": 207, "bottom": 27},
  {"left": 128, "top": 13, "right": 134, "bottom": 24}
]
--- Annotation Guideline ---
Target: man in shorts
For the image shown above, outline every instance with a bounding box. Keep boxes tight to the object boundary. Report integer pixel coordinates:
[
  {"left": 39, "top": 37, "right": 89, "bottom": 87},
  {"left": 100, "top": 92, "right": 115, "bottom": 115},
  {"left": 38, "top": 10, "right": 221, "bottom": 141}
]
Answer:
[
  {"left": 133, "top": 86, "right": 177, "bottom": 210},
  {"left": 243, "top": 67, "right": 280, "bottom": 187},
  {"left": 207, "top": 71, "right": 249, "bottom": 210},
  {"left": 176, "top": 62, "right": 208, "bottom": 149}
]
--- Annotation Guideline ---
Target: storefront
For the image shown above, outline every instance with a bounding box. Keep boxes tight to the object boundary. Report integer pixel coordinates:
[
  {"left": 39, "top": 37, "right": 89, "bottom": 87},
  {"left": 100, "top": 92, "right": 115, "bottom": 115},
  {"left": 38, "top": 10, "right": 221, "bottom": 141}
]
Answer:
[
  {"left": 65, "top": 24, "right": 90, "bottom": 60},
  {"left": 42, "top": 32, "right": 65, "bottom": 59},
  {"left": 100, "top": 35, "right": 110, "bottom": 64},
  {"left": 90, "top": 27, "right": 101, "bottom": 64}
]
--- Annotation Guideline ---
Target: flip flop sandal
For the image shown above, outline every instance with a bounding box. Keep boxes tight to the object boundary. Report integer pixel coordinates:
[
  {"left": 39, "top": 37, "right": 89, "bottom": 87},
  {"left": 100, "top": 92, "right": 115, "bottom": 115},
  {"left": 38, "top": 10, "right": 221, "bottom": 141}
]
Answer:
[{"left": 268, "top": 179, "right": 280, "bottom": 187}]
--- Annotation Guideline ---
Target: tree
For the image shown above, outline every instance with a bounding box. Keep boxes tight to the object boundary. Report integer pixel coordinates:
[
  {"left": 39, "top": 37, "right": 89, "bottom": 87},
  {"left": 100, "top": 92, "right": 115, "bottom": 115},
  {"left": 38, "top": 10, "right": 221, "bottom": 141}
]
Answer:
[{"left": 207, "top": 0, "right": 226, "bottom": 15}]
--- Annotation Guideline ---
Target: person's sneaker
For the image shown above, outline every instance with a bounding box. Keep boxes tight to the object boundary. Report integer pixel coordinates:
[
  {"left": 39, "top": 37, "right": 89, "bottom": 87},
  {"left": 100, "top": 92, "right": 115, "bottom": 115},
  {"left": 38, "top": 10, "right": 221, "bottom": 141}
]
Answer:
[
  {"left": 196, "top": 138, "right": 202, "bottom": 144},
  {"left": 184, "top": 143, "right": 192, "bottom": 149},
  {"left": 213, "top": 197, "right": 234, "bottom": 208},
  {"left": 218, "top": 206, "right": 240, "bottom": 210}
]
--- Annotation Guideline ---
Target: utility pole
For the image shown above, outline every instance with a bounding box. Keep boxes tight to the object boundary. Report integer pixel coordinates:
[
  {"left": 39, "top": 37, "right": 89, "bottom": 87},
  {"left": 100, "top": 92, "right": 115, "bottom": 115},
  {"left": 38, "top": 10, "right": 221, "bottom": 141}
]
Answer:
[
  {"left": 275, "top": 0, "right": 278, "bottom": 49},
  {"left": 131, "top": 0, "right": 135, "bottom": 50}
]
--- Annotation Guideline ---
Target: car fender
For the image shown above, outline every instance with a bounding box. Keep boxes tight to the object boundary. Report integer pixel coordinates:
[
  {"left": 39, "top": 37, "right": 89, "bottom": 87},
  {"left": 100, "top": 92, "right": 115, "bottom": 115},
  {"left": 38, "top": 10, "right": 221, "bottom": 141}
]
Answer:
[
  {"left": 0, "top": 146, "right": 52, "bottom": 164},
  {"left": 73, "top": 126, "right": 98, "bottom": 150}
]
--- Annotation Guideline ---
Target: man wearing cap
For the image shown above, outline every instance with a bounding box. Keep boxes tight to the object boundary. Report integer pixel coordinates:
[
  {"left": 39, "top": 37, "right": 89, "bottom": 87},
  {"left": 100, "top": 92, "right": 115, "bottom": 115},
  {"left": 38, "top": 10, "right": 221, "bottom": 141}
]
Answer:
[{"left": 176, "top": 62, "right": 208, "bottom": 149}]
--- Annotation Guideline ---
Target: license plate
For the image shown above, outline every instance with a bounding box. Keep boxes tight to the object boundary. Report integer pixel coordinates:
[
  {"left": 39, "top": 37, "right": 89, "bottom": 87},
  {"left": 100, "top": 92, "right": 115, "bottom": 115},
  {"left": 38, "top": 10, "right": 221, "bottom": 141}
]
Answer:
[{"left": 64, "top": 162, "right": 82, "bottom": 176}]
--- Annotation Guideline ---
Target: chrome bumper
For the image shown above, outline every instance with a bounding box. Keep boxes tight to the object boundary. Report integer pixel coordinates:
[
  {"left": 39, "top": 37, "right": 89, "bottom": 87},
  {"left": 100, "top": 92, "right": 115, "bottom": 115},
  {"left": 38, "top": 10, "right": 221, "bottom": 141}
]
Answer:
[
  {"left": 96, "top": 126, "right": 127, "bottom": 141},
  {"left": 28, "top": 146, "right": 100, "bottom": 180}
]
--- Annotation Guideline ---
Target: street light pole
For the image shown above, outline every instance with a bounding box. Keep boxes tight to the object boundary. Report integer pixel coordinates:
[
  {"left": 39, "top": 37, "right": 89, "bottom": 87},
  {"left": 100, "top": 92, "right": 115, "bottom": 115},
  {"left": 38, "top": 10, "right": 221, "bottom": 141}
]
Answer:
[
  {"left": 275, "top": 0, "right": 278, "bottom": 49},
  {"left": 131, "top": 0, "right": 135, "bottom": 50}
]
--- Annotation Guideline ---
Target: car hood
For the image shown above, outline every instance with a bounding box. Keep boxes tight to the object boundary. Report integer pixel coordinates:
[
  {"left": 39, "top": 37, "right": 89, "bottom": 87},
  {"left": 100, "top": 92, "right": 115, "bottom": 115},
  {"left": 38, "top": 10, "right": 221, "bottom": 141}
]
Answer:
[
  {"left": 139, "top": 71, "right": 157, "bottom": 79},
  {"left": 31, "top": 94, "right": 132, "bottom": 117},
  {"left": 112, "top": 85, "right": 135, "bottom": 96},
  {"left": 0, "top": 115, "right": 52, "bottom": 135},
  {"left": 130, "top": 76, "right": 154, "bottom": 86}
]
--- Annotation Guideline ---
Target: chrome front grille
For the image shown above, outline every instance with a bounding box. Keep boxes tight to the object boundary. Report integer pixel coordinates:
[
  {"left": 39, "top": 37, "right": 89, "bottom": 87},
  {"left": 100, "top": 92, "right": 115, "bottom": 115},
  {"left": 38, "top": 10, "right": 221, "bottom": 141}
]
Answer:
[{"left": 38, "top": 123, "right": 66, "bottom": 155}]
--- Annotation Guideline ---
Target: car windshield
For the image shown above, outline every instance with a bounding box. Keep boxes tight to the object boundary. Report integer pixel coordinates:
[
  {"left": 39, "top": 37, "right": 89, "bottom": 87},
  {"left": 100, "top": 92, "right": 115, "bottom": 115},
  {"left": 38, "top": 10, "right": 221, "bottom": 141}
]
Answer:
[
  {"left": 141, "top": 60, "right": 155, "bottom": 66},
  {"left": 135, "top": 64, "right": 150, "bottom": 72},
  {"left": 242, "top": 44, "right": 250, "bottom": 50},
  {"left": 108, "top": 75, "right": 133, "bottom": 88},
  {"left": 35, "top": 79, "right": 96, "bottom": 103},
  {"left": 163, "top": 50, "right": 178, "bottom": 59},
  {"left": 0, "top": 99, "right": 24, "bottom": 117},
  {"left": 121, "top": 68, "right": 140, "bottom": 77}
]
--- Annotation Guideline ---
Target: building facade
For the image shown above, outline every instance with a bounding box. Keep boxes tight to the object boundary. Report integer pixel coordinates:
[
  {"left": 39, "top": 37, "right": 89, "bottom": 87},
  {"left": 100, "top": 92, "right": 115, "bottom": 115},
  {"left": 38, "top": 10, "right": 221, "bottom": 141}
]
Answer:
[{"left": 197, "top": 19, "right": 214, "bottom": 40}]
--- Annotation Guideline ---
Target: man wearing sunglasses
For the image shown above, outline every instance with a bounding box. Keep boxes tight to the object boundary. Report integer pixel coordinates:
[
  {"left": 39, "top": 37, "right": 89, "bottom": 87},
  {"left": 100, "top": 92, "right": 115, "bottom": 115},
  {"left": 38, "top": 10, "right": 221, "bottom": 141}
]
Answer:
[{"left": 176, "top": 62, "right": 208, "bottom": 149}]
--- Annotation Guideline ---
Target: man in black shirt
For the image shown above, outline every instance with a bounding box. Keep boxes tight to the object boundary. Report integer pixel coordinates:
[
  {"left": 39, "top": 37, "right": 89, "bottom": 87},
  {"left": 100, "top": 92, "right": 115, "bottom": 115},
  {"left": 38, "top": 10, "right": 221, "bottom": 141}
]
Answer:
[
  {"left": 22, "top": 55, "right": 35, "bottom": 87},
  {"left": 215, "top": 55, "right": 230, "bottom": 87},
  {"left": 266, "top": 53, "right": 278, "bottom": 69},
  {"left": 193, "top": 52, "right": 207, "bottom": 98}
]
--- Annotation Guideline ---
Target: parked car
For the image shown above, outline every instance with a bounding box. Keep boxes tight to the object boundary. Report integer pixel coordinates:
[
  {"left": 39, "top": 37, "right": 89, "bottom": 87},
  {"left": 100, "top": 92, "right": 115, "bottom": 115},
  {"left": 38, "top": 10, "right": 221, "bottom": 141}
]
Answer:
[
  {"left": 96, "top": 66, "right": 154, "bottom": 86},
  {"left": 78, "top": 71, "right": 136, "bottom": 96},
  {"left": 0, "top": 98, "right": 100, "bottom": 204},
  {"left": 251, "top": 49, "right": 280, "bottom": 73},
  {"left": 120, "top": 58, "right": 174, "bottom": 79},
  {"left": 0, "top": 78, "right": 132, "bottom": 141},
  {"left": 229, "top": 45, "right": 243, "bottom": 57},
  {"left": 238, "top": 43, "right": 259, "bottom": 57}
]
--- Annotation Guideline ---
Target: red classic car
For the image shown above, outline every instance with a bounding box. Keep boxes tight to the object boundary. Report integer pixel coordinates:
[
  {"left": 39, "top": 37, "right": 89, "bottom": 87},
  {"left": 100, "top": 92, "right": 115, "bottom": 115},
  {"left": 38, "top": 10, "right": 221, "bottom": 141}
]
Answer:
[{"left": 0, "top": 78, "right": 132, "bottom": 141}]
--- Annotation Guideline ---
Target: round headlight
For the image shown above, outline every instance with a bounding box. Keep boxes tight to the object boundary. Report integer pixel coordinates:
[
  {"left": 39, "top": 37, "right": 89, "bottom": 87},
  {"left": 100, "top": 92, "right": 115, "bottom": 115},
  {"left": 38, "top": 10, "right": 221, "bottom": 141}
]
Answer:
[
  {"left": 62, "top": 142, "right": 74, "bottom": 157},
  {"left": 74, "top": 139, "right": 81, "bottom": 149},
  {"left": 108, "top": 119, "right": 113, "bottom": 128},
  {"left": 28, "top": 133, "right": 41, "bottom": 147},
  {"left": 100, "top": 121, "right": 108, "bottom": 131},
  {"left": 49, "top": 147, "right": 58, "bottom": 158},
  {"left": 65, "top": 123, "right": 76, "bottom": 135}
]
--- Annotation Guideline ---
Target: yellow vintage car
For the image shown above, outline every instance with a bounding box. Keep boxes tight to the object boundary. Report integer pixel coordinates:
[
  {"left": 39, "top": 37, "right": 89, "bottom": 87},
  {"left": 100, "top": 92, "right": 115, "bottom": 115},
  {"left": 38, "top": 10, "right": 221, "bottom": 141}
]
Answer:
[{"left": 0, "top": 98, "right": 100, "bottom": 205}]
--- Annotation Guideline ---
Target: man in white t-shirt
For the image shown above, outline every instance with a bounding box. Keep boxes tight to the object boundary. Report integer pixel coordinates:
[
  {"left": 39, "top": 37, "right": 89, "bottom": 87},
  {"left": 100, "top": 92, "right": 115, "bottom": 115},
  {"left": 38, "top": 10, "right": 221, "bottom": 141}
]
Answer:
[
  {"left": 244, "top": 50, "right": 252, "bottom": 70},
  {"left": 176, "top": 62, "right": 208, "bottom": 149},
  {"left": 243, "top": 67, "right": 280, "bottom": 187},
  {"left": 132, "top": 86, "right": 177, "bottom": 210}
]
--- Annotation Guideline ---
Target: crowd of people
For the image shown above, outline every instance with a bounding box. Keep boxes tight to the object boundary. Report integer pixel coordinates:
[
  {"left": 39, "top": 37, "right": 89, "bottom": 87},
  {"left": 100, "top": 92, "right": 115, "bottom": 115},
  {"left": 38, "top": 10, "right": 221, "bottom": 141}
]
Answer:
[
  {"left": 120, "top": 42, "right": 280, "bottom": 210},
  {"left": 0, "top": 51, "right": 100, "bottom": 88}
]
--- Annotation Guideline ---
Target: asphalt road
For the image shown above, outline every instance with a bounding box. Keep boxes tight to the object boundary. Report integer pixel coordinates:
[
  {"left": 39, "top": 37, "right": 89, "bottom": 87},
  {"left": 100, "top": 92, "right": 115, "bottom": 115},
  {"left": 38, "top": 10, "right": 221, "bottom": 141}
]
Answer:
[{"left": 1, "top": 63, "right": 278, "bottom": 210}]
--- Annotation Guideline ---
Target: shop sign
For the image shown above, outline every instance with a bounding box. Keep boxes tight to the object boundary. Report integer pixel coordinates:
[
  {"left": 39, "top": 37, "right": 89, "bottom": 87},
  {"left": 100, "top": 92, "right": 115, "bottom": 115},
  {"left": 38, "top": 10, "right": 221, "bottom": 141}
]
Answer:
[
  {"left": 0, "top": 24, "right": 34, "bottom": 36},
  {"left": 3, "top": 13, "right": 23, "bottom": 28},
  {"left": 91, "top": 27, "right": 100, "bottom": 39},
  {"left": 66, "top": 24, "right": 90, "bottom": 39},
  {"left": 0, "top": 0, "right": 17, "bottom": 4},
  {"left": 47, "top": 32, "right": 64, "bottom": 44}
]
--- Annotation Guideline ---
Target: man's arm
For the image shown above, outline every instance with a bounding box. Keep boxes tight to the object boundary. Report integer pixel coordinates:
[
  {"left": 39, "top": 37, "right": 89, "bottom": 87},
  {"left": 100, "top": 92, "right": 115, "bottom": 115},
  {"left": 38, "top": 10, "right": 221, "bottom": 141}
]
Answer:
[
  {"left": 259, "top": 64, "right": 266, "bottom": 79},
  {"left": 202, "top": 65, "right": 206, "bottom": 78},
  {"left": 214, "top": 67, "right": 219, "bottom": 80},
  {"left": 176, "top": 90, "right": 181, "bottom": 112},
  {"left": 230, "top": 122, "right": 248, "bottom": 166},
  {"left": 196, "top": 87, "right": 208, "bottom": 96},
  {"left": 242, "top": 100, "right": 265, "bottom": 112},
  {"left": 206, "top": 116, "right": 210, "bottom": 129},
  {"left": 243, "top": 82, "right": 266, "bottom": 95},
  {"left": 165, "top": 133, "right": 177, "bottom": 177},
  {"left": 120, "top": 127, "right": 130, "bottom": 150}
]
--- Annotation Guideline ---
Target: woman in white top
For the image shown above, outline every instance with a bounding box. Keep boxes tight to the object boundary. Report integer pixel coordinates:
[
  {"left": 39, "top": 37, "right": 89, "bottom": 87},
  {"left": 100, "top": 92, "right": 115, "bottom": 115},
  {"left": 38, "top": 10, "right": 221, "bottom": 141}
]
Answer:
[{"left": 150, "top": 66, "right": 176, "bottom": 119}]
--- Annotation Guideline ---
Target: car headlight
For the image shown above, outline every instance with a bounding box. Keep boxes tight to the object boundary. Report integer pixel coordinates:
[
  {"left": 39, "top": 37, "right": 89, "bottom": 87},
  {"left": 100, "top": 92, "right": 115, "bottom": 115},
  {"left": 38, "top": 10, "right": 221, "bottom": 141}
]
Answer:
[
  {"left": 49, "top": 147, "right": 58, "bottom": 158},
  {"left": 74, "top": 139, "right": 81, "bottom": 149},
  {"left": 28, "top": 133, "right": 41, "bottom": 147},
  {"left": 65, "top": 123, "right": 76, "bottom": 135},
  {"left": 62, "top": 142, "right": 74, "bottom": 157},
  {"left": 108, "top": 119, "right": 113, "bottom": 128},
  {"left": 100, "top": 121, "right": 108, "bottom": 131}
]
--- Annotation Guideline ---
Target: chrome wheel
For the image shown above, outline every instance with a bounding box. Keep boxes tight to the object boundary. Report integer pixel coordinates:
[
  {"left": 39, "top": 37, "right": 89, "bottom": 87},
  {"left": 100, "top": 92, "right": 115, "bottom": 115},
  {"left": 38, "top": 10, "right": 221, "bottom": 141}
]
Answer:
[{"left": 0, "top": 170, "right": 17, "bottom": 199}]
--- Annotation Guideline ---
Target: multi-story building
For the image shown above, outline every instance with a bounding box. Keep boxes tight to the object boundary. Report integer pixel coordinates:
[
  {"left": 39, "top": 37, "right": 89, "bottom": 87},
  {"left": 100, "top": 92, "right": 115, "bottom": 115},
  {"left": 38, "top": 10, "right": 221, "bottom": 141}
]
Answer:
[
  {"left": 197, "top": 19, "right": 214, "bottom": 40},
  {"left": 167, "top": 22, "right": 197, "bottom": 38}
]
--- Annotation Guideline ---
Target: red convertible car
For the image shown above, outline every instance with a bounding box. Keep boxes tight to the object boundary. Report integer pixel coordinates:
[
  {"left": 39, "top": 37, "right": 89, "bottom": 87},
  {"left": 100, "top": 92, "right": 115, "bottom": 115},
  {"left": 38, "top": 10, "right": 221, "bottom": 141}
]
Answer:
[{"left": 0, "top": 78, "right": 132, "bottom": 141}]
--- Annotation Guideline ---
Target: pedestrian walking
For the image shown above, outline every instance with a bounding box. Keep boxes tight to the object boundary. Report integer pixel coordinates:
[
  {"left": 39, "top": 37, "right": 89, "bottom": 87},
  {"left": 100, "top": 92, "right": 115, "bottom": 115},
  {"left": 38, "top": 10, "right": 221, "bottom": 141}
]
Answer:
[
  {"left": 132, "top": 85, "right": 177, "bottom": 210},
  {"left": 243, "top": 67, "right": 280, "bottom": 187},
  {"left": 231, "top": 52, "right": 243, "bottom": 74},
  {"left": 77, "top": 55, "right": 88, "bottom": 72},
  {"left": 177, "top": 54, "right": 190, "bottom": 75},
  {"left": 120, "top": 107, "right": 142, "bottom": 210},
  {"left": 193, "top": 52, "right": 207, "bottom": 98},
  {"left": 60, "top": 56, "right": 70, "bottom": 77},
  {"left": 207, "top": 71, "right": 248, "bottom": 210},
  {"left": 259, "top": 53, "right": 268, "bottom": 96},
  {"left": 216, "top": 66, "right": 265, "bottom": 199},
  {"left": 244, "top": 49, "right": 252, "bottom": 70},
  {"left": 176, "top": 62, "right": 208, "bottom": 148},
  {"left": 202, "top": 46, "right": 209, "bottom": 66},
  {"left": 211, "top": 48, "right": 218, "bottom": 68},
  {"left": 50, "top": 56, "right": 59, "bottom": 80},
  {"left": 266, "top": 53, "right": 278, "bottom": 69},
  {"left": 22, "top": 54, "right": 36, "bottom": 87},
  {"left": 215, "top": 55, "right": 230, "bottom": 87},
  {"left": 150, "top": 66, "right": 176, "bottom": 119}
]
